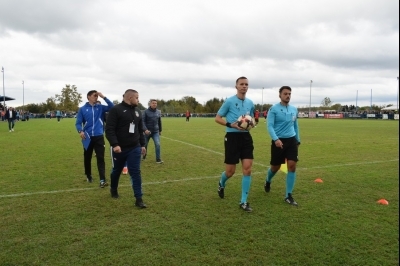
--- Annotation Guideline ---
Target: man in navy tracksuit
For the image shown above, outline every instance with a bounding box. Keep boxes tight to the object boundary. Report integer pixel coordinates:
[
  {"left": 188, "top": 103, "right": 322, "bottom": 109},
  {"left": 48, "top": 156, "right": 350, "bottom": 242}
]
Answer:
[
  {"left": 105, "top": 89, "right": 147, "bottom": 208},
  {"left": 75, "top": 90, "right": 114, "bottom": 187}
]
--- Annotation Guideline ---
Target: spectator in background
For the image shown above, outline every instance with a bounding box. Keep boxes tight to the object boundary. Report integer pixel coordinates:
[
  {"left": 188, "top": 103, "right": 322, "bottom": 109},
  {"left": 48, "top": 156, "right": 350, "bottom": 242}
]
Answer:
[
  {"left": 254, "top": 109, "right": 260, "bottom": 127},
  {"left": 185, "top": 110, "right": 191, "bottom": 122},
  {"left": 142, "top": 99, "right": 163, "bottom": 163},
  {"left": 5, "top": 107, "right": 17, "bottom": 132},
  {"left": 56, "top": 110, "right": 62, "bottom": 122}
]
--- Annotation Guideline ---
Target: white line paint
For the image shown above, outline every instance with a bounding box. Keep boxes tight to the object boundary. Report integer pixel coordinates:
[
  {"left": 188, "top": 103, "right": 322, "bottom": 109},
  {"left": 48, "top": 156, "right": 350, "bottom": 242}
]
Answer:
[{"left": 0, "top": 136, "right": 398, "bottom": 198}]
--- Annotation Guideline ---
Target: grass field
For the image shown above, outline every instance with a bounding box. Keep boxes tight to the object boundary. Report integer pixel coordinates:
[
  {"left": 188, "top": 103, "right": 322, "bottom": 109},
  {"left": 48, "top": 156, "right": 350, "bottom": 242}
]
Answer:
[{"left": 0, "top": 117, "right": 398, "bottom": 265}]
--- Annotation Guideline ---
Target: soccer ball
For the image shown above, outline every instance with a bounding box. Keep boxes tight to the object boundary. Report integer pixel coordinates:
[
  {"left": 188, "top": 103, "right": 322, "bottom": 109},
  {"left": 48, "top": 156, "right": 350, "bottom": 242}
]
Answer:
[{"left": 237, "top": 115, "right": 255, "bottom": 130}]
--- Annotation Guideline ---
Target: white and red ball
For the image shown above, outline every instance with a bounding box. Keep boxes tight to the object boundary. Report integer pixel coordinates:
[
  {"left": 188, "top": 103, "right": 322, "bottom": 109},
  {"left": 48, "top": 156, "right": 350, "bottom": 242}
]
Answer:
[{"left": 237, "top": 115, "right": 255, "bottom": 130}]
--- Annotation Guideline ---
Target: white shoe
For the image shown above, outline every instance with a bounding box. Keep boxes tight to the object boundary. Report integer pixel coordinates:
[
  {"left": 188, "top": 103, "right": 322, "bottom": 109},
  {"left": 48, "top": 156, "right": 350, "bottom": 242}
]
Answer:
[
  {"left": 9, "top": 130, "right": 11, "bottom": 132},
  {"left": 11, "top": 129, "right": 14, "bottom": 132}
]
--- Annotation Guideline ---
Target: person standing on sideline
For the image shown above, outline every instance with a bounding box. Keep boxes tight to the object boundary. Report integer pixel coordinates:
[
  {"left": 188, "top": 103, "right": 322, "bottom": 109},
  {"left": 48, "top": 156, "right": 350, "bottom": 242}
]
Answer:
[
  {"left": 75, "top": 90, "right": 114, "bottom": 187},
  {"left": 264, "top": 86, "right": 301, "bottom": 206},
  {"left": 215, "top": 76, "right": 255, "bottom": 212},
  {"left": 254, "top": 109, "right": 260, "bottom": 127},
  {"left": 185, "top": 110, "right": 191, "bottom": 122},
  {"left": 5, "top": 107, "right": 17, "bottom": 132},
  {"left": 56, "top": 110, "right": 62, "bottom": 122},
  {"left": 105, "top": 89, "right": 147, "bottom": 208},
  {"left": 263, "top": 110, "right": 267, "bottom": 122},
  {"left": 142, "top": 99, "right": 163, "bottom": 163}
]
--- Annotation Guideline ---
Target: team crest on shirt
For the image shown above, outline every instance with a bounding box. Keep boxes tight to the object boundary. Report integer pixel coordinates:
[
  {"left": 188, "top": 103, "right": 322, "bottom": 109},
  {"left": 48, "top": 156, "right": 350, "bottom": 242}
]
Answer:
[{"left": 135, "top": 111, "right": 139, "bottom": 117}]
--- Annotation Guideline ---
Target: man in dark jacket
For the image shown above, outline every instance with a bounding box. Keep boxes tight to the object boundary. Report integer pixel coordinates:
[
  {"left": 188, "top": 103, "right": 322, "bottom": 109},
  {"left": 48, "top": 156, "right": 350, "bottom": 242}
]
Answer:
[
  {"left": 5, "top": 107, "right": 17, "bottom": 132},
  {"left": 142, "top": 99, "right": 163, "bottom": 163},
  {"left": 105, "top": 89, "right": 147, "bottom": 208}
]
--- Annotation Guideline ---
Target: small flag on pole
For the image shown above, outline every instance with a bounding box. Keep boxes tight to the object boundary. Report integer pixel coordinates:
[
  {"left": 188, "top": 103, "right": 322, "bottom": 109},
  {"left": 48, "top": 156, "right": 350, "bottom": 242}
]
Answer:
[{"left": 280, "top": 159, "right": 288, "bottom": 174}]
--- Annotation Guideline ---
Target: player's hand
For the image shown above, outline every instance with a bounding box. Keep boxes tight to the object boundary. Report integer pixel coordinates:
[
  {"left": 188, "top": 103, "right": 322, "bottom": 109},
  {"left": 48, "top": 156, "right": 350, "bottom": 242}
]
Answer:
[
  {"left": 275, "top": 139, "right": 284, "bottom": 149},
  {"left": 113, "top": 146, "right": 122, "bottom": 153},
  {"left": 79, "top": 131, "right": 85, "bottom": 139},
  {"left": 231, "top": 122, "right": 244, "bottom": 130},
  {"left": 145, "top": 130, "right": 151, "bottom": 135},
  {"left": 141, "top": 147, "right": 146, "bottom": 155},
  {"left": 97, "top": 92, "right": 104, "bottom": 98}
]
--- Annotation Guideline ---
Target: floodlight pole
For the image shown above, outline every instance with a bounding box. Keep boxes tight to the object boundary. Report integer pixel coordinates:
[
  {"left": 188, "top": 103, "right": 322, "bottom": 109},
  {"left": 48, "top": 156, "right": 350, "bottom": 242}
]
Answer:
[
  {"left": 397, "top": 77, "right": 399, "bottom": 111},
  {"left": 261, "top": 87, "right": 264, "bottom": 113},
  {"left": 309, "top": 80, "right": 312, "bottom": 117},
  {"left": 1, "top": 67, "right": 4, "bottom": 109},
  {"left": 22, "top": 80, "right": 24, "bottom": 112}
]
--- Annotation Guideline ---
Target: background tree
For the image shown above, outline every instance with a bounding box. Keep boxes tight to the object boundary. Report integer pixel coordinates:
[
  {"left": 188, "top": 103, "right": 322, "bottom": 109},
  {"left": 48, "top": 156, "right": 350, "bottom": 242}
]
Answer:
[
  {"left": 331, "top": 103, "right": 341, "bottom": 111},
  {"left": 55, "top": 84, "right": 82, "bottom": 111},
  {"left": 321, "top": 97, "right": 333, "bottom": 107},
  {"left": 181, "top": 96, "right": 199, "bottom": 112},
  {"left": 45, "top": 97, "right": 57, "bottom": 111},
  {"left": 204, "top": 97, "right": 224, "bottom": 113}
]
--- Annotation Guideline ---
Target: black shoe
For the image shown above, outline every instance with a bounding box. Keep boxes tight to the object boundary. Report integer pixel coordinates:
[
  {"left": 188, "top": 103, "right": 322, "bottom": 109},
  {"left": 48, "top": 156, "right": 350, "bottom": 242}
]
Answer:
[
  {"left": 284, "top": 193, "right": 298, "bottom": 206},
  {"left": 239, "top": 202, "right": 253, "bottom": 212},
  {"left": 86, "top": 175, "right": 93, "bottom": 183},
  {"left": 156, "top": 159, "right": 164, "bottom": 164},
  {"left": 100, "top": 180, "right": 108, "bottom": 188},
  {"left": 110, "top": 189, "right": 119, "bottom": 199},
  {"left": 135, "top": 198, "right": 147, "bottom": 208},
  {"left": 264, "top": 181, "right": 271, "bottom": 193},
  {"left": 218, "top": 182, "right": 224, "bottom": 199}
]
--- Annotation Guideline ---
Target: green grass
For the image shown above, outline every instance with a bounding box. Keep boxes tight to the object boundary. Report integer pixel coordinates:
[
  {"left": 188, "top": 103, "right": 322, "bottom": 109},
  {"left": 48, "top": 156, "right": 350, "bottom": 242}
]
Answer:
[{"left": 0, "top": 117, "right": 398, "bottom": 265}]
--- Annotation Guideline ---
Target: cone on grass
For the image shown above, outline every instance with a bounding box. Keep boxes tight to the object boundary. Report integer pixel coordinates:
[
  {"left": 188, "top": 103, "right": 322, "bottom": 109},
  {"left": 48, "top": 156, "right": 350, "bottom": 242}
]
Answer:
[
  {"left": 280, "top": 159, "right": 288, "bottom": 174},
  {"left": 377, "top": 199, "right": 389, "bottom": 205},
  {"left": 314, "top": 178, "right": 323, "bottom": 183},
  {"left": 122, "top": 167, "right": 128, "bottom": 175}
]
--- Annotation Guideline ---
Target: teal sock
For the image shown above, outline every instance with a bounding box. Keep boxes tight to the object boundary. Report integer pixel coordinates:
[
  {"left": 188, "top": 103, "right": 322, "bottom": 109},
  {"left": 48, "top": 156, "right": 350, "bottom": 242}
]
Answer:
[
  {"left": 266, "top": 168, "right": 277, "bottom": 183},
  {"left": 219, "top": 171, "right": 228, "bottom": 187},
  {"left": 241, "top": 175, "right": 252, "bottom": 204},
  {"left": 286, "top": 171, "right": 296, "bottom": 197}
]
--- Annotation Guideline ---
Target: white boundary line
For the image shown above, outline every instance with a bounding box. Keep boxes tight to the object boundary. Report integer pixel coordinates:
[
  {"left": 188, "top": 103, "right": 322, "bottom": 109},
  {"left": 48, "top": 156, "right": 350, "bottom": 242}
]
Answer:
[{"left": 0, "top": 136, "right": 398, "bottom": 198}]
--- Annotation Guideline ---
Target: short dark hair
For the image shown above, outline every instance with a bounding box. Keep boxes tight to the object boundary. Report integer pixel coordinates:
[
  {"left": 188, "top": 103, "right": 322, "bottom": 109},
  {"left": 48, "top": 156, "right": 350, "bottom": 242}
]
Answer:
[
  {"left": 124, "top": 89, "right": 138, "bottom": 95},
  {"left": 279, "top": 86, "right": 292, "bottom": 93},
  {"left": 87, "top": 90, "right": 97, "bottom": 97},
  {"left": 236, "top": 76, "right": 248, "bottom": 84}
]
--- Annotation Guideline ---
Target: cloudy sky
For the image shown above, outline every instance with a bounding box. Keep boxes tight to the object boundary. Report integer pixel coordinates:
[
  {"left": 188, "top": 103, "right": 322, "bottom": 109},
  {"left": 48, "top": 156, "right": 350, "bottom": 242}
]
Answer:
[{"left": 0, "top": 0, "right": 398, "bottom": 109}]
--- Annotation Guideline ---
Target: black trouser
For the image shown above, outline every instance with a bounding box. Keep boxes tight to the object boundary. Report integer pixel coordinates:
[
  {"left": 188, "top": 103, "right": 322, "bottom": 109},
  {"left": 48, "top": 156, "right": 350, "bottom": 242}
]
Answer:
[
  {"left": 7, "top": 119, "right": 15, "bottom": 130},
  {"left": 83, "top": 135, "right": 106, "bottom": 181}
]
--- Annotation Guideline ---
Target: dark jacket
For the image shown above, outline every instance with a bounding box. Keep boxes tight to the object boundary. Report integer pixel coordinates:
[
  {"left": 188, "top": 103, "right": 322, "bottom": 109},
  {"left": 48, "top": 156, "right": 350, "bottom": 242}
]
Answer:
[
  {"left": 143, "top": 107, "right": 162, "bottom": 133},
  {"left": 105, "top": 101, "right": 145, "bottom": 149},
  {"left": 5, "top": 109, "right": 17, "bottom": 120}
]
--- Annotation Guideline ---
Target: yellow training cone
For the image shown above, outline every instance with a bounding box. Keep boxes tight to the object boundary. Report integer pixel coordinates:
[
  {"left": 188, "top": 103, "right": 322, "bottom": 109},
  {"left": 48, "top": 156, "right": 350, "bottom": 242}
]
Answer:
[{"left": 280, "top": 160, "right": 288, "bottom": 174}]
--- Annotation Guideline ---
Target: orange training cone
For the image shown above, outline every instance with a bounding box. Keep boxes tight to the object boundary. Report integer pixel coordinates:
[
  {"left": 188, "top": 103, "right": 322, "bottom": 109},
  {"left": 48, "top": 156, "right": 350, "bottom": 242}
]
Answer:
[
  {"left": 314, "top": 178, "right": 323, "bottom": 183},
  {"left": 122, "top": 167, "right": 128, "bottom": 175},
  {"left": 377, "top": 199, "right": 389, "bottom": 205}
]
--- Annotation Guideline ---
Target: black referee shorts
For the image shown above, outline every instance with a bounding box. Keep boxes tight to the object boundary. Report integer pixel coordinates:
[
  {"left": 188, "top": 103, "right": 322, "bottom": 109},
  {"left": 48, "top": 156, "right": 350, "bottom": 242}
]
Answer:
[
  {"left": 224, "top": 132, "right": 254, "bottom": 164},
  {"left": 270, "top": 136, "right": 298, "bottom": 165}
]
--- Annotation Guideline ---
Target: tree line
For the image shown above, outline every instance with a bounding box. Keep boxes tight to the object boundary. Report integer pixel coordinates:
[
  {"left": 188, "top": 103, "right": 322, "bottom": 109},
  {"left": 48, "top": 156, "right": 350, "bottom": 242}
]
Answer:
[{"left": 13, "top": 85, "right": 392, "bottom": 114}]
